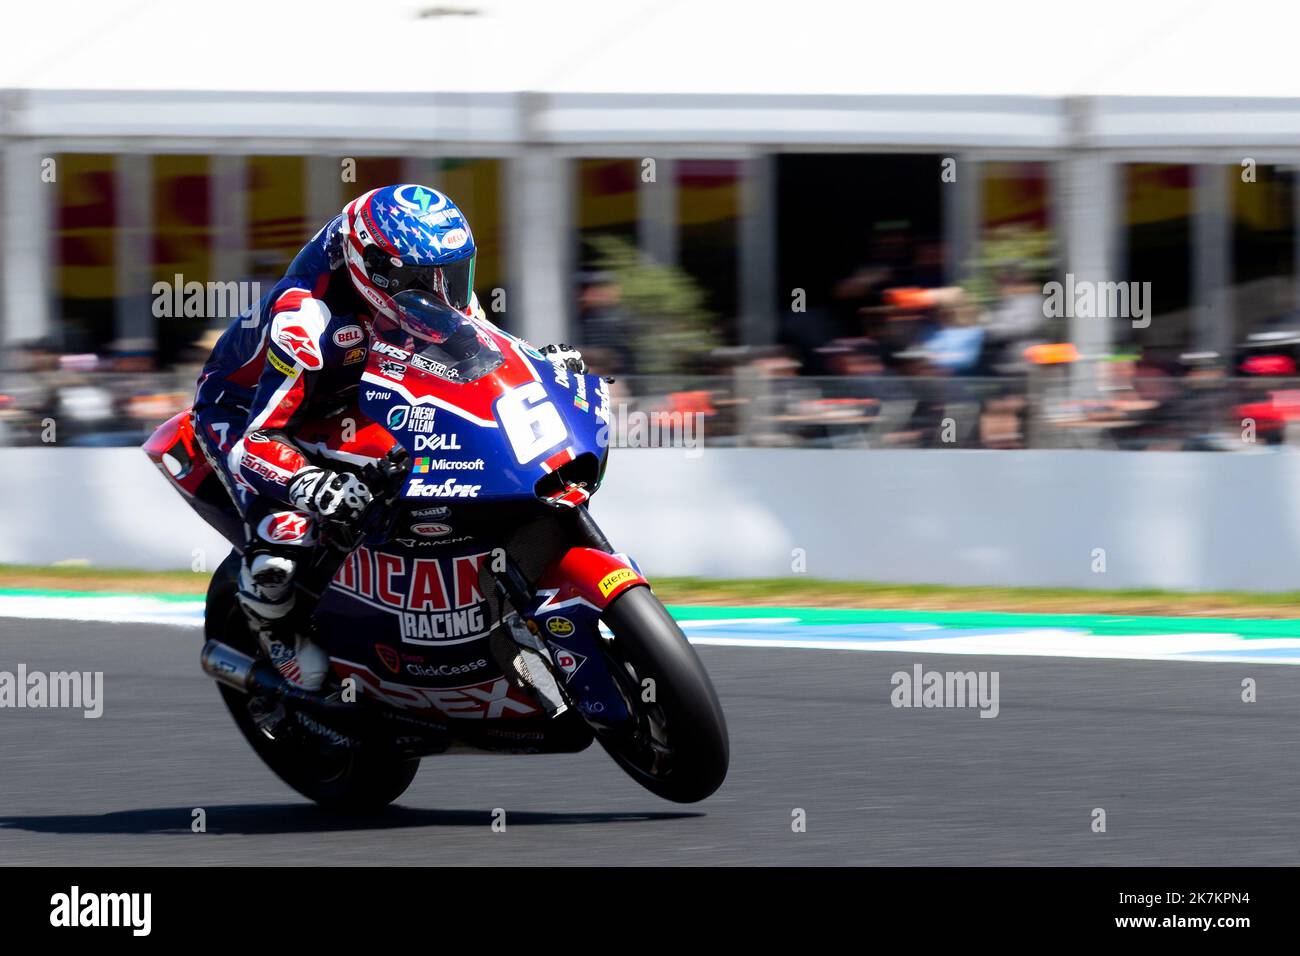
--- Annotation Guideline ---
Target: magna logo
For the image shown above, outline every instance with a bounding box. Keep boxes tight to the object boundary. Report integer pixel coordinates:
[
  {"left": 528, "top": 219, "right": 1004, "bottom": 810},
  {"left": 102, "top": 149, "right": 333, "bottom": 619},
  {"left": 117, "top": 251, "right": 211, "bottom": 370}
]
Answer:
[
  {"left": 408, "top": 478, "right": 481, "bottom": 498},
  {"left": 333, "top": 325, "right": 365, "bottom": 348}
]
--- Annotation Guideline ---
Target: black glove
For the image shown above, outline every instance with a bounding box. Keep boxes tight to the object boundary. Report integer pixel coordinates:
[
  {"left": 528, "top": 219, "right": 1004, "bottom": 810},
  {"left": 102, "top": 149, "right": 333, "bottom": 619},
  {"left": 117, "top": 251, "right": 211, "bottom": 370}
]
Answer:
[
  {"left": 544, "top": 343, "right": 586, "bottom": 374},
  {"left": 288, "top": 467, "right": 373, "bottom": 524}
]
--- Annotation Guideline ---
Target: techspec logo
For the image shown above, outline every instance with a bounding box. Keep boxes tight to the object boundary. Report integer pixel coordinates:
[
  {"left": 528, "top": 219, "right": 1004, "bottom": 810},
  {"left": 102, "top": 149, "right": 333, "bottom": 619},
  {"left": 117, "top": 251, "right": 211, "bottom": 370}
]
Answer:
[
  {"left": 408, "top": 477, "right": 481, "bottom": 498},
  {"left": 333, "top": 546, "right": 491, "bottom": 644},
  {"left": 50, "top": 886, "right": 151, "bottom": 936}
]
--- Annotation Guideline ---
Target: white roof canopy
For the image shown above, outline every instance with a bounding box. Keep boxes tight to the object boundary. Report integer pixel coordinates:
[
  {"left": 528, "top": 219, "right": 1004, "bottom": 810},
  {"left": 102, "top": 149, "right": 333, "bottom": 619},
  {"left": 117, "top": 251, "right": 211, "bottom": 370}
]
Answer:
[{"left": 5, "top": 0, "right": 1300, "bottom": 148}]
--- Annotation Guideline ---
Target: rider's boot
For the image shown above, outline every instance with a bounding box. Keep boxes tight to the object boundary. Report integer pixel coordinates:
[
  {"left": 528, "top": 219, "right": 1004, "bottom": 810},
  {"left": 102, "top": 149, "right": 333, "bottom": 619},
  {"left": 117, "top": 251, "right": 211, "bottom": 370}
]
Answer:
[{"left": 237, "top": 553, "right": 330, "bottom": 692}]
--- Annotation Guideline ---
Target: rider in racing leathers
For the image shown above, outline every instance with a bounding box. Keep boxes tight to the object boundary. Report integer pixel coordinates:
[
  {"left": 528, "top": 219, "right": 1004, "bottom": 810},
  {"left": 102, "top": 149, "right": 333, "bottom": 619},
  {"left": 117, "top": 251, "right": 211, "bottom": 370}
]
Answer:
[{"left": 193, "top": 184, "right": 584, "bottom": 691}]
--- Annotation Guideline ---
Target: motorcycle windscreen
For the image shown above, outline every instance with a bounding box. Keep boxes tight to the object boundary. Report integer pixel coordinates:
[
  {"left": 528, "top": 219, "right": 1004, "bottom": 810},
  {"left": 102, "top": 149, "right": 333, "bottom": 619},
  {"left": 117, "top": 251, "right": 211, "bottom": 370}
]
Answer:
[{"left": 389, "top": 289, "right": 502, "bottom": 383}]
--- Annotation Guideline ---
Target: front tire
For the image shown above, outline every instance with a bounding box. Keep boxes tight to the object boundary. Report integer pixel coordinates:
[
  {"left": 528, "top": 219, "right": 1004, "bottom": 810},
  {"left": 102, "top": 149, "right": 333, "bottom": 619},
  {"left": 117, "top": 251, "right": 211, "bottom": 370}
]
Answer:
[
  {"left": 594, "top": 586, "right": 729, "bottom": 803},
  {"left": 205, "top": 551, "right": 419, "bottom": 813}
]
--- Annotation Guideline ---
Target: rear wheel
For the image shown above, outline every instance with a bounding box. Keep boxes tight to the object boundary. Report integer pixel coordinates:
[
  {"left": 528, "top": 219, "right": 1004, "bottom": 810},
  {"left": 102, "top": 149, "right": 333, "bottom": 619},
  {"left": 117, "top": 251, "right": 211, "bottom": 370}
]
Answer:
[
  {"left": 205, "top": 552, "right": 419, "bottom": 812},
  {"left": 593, "top": 586, "right": 729, "bottom": 803}
]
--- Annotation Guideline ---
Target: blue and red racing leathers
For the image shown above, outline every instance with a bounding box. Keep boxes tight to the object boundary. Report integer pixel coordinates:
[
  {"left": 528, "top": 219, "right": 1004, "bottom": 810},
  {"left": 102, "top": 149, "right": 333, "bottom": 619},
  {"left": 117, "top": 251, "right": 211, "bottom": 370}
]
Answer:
[
  {"left": 192, "top": 216, "right": 396, "bottom": 680},
  {"left": 193, "top": 215, "right": 386, "bottom": 513}
]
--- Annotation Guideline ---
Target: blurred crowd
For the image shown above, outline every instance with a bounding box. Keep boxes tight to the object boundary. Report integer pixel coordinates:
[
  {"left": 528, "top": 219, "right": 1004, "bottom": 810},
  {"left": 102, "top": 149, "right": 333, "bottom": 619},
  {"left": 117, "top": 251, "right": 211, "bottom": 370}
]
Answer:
[{"left": 6, "top": 229, "right": 1300, "bottom": 451}]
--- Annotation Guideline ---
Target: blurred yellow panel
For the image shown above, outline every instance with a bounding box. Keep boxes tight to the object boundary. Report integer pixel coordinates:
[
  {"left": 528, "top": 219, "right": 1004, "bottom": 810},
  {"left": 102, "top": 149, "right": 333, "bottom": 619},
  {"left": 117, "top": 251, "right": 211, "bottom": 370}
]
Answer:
[
  {"left": 247, "top": 155, "right": 307, "bottom": 271},
  {"left": 1125, "top": 163, "right": 1193, "bottom": 227},
  {"left": 577, "top": 159, "right": 638, "bottom": 231},
  {"left": 55, "top": 153, "right": 117, "bottom": 300},
  {"left": 442, "top": 158, "right": 503, "bottom": 293},
  {"left": 677, "top": 160, "right": 740, "bottom": 227},
  {"left": 1232, "top": 164, "right": 1291, "bottom": 232},
  {"left": 152, "top": 153, "right": 211, "bottom": 285},
  {"left": 982, "top": 162, "right": 1048, "bottom": 230}
]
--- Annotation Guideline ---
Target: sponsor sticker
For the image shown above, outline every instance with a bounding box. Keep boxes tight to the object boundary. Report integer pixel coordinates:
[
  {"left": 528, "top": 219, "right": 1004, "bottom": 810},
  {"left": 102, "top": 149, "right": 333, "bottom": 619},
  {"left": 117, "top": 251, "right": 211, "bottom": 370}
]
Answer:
[
  {"left": 387, "top": 405, "right": 410, "bottom": 430},
  {"left": 276, "top": 324, "right": 323, "bottom": 370},
  {"left": 441, "top": 228, "right": 468, "bottom": 249},
  {"left": 597, "top": 568, "right": 638, "bottom": 598},
  {"left": 548, "top": 644, "right": 586, "bottom": 679},
  {"left": 344, "top": 346, "right": 367, "bottom": 365},
  {"left": 267, "top": 350, "right": 296, "bottom": 376},
  {"left": 408, "top": 477, "right": 481, "bottom": 498},
  {"left": 410, "top": 522, "right": 454, "bottom": 538},
  {"left": 257, "top": 511, "right": 315, "bottom": 545},
  {"left": 333, "top": 324, "right": 365, "bottom": 348},
  {"left": 375, "top": 644, "right": 401, "bottom": 674},
  {"left": 412, "top": 433, "right": 461, "bottom": 451},
  {"left": 546, "top": 616, "right": 575, "bottom": 637},
  {"left": 411, "top": 506, "right": 451, "bottom": 519},
  {"left": 378, "top": 360, "right": 406, "bottom": 381}
]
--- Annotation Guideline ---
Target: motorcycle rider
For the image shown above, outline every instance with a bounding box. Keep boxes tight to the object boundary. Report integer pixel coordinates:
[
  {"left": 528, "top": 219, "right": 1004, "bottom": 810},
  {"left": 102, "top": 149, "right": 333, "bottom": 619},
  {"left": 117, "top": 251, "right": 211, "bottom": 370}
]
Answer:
[{"left": 192, "top": 184, "right": 584, "bottom": 691}]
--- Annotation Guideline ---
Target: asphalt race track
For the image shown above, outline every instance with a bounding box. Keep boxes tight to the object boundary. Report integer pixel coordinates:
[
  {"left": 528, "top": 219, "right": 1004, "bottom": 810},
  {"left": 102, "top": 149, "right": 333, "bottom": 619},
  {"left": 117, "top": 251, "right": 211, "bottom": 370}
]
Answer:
[{"left": 2, "top": 617, "right": 1300, "bottom": 865}]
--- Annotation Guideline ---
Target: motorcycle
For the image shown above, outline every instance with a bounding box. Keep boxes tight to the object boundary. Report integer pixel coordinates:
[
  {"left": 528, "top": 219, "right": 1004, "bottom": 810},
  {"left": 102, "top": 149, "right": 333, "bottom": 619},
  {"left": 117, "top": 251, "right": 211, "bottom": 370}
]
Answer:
[{"left": 143, "top": 294, "right": 728, "bottom": 809}]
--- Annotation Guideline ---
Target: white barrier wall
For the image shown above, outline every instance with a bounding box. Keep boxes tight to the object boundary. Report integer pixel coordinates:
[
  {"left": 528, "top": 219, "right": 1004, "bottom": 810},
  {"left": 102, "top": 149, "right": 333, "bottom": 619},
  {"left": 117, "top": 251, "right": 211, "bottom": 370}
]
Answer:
[{"left": 3, "top": 447, "right": 1299, "bottom": 592}]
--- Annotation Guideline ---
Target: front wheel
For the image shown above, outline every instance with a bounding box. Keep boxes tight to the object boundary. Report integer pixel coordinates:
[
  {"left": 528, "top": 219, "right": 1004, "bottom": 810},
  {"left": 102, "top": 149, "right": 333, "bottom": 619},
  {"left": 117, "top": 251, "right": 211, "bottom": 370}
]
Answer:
[{"left": 593, "top": 586, "right": 729, "bottom": 803}]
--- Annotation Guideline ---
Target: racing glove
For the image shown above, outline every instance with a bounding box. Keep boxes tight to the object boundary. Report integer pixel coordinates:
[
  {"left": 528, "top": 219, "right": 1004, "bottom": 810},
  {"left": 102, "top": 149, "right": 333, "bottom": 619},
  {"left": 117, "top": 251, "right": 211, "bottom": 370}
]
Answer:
[
  {"left": 288, "top": 467, "right": 373, "bottom": 525},
  {"left": 544, "top": 343, "right": 586, "bottom": 374}
]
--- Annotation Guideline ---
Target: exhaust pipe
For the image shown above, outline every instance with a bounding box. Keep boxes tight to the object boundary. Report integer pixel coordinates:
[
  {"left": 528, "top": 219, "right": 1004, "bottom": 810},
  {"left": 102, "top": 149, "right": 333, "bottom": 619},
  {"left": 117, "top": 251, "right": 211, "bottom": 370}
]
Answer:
[
  {"left": 200, "top": 639, "right": 366, "bottom": 727},
  {"left": 201, "top": 640, "right": 284, "bottom": 695}
]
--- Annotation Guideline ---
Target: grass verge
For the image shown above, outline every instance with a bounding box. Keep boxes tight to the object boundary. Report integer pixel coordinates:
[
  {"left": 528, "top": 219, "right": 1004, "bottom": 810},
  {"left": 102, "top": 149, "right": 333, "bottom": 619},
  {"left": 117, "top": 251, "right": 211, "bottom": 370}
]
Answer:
[{"left": 0, "top": 565, "right": 1295, "bottom": 618}]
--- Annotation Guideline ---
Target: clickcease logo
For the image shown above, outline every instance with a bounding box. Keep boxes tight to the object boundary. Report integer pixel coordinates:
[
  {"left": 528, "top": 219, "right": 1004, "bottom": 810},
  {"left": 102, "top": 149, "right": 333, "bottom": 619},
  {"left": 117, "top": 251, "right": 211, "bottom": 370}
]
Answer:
[{"left": 50, "top": 886, "right": 152, "bottom": 936}]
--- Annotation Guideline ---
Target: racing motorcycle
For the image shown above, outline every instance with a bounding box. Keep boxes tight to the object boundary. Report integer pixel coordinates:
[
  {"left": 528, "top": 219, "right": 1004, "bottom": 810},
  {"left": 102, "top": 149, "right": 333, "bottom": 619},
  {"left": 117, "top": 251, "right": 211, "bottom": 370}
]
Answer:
[{"left": 143, "top": 292, "right": 728, "bottom": 809}]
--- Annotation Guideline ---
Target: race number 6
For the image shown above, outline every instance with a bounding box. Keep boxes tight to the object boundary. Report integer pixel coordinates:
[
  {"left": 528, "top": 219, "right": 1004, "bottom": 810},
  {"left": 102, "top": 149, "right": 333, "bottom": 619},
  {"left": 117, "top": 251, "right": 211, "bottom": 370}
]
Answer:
[{"left": 496, "top": 381, "right": 567, "bottom": 465}]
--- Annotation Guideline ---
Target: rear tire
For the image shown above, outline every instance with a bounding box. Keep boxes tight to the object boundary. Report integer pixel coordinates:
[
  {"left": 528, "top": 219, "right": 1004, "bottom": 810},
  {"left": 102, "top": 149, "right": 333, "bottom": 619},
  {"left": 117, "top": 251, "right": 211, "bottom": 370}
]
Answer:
[
  {"left": 205, "top": 551, "right": 419, "bottom": 813},
  {"left": 594, "top": 586, "right": 729, "bottom": 803}
]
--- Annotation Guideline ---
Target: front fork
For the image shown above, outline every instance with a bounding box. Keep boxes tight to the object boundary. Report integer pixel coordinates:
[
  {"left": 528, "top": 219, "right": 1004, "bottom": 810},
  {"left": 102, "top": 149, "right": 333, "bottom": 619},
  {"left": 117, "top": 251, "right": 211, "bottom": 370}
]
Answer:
[{"left": 491, "top": 509, "right": 648, "bottom": 727}]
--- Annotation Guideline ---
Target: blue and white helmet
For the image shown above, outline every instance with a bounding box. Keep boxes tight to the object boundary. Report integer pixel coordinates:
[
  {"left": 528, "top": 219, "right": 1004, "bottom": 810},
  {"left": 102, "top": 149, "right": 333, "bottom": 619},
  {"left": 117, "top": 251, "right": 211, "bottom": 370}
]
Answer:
[{"left": 340, "top": 184, "right": 477, "bottom": 333}]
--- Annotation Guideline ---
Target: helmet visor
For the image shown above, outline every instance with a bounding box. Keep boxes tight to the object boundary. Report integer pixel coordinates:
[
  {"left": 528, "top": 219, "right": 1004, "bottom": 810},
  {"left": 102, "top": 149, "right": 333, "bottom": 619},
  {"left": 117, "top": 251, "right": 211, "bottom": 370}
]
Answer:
[{"left": 376, "top": 254, "right": 475, "bottom": 312}]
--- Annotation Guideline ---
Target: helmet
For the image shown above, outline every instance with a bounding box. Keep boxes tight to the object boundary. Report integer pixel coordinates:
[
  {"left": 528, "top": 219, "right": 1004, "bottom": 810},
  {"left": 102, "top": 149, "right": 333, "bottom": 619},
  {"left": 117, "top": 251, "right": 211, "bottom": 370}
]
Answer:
[{"left": 339, "top": 184, "right": 477, "bottom": 326}]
